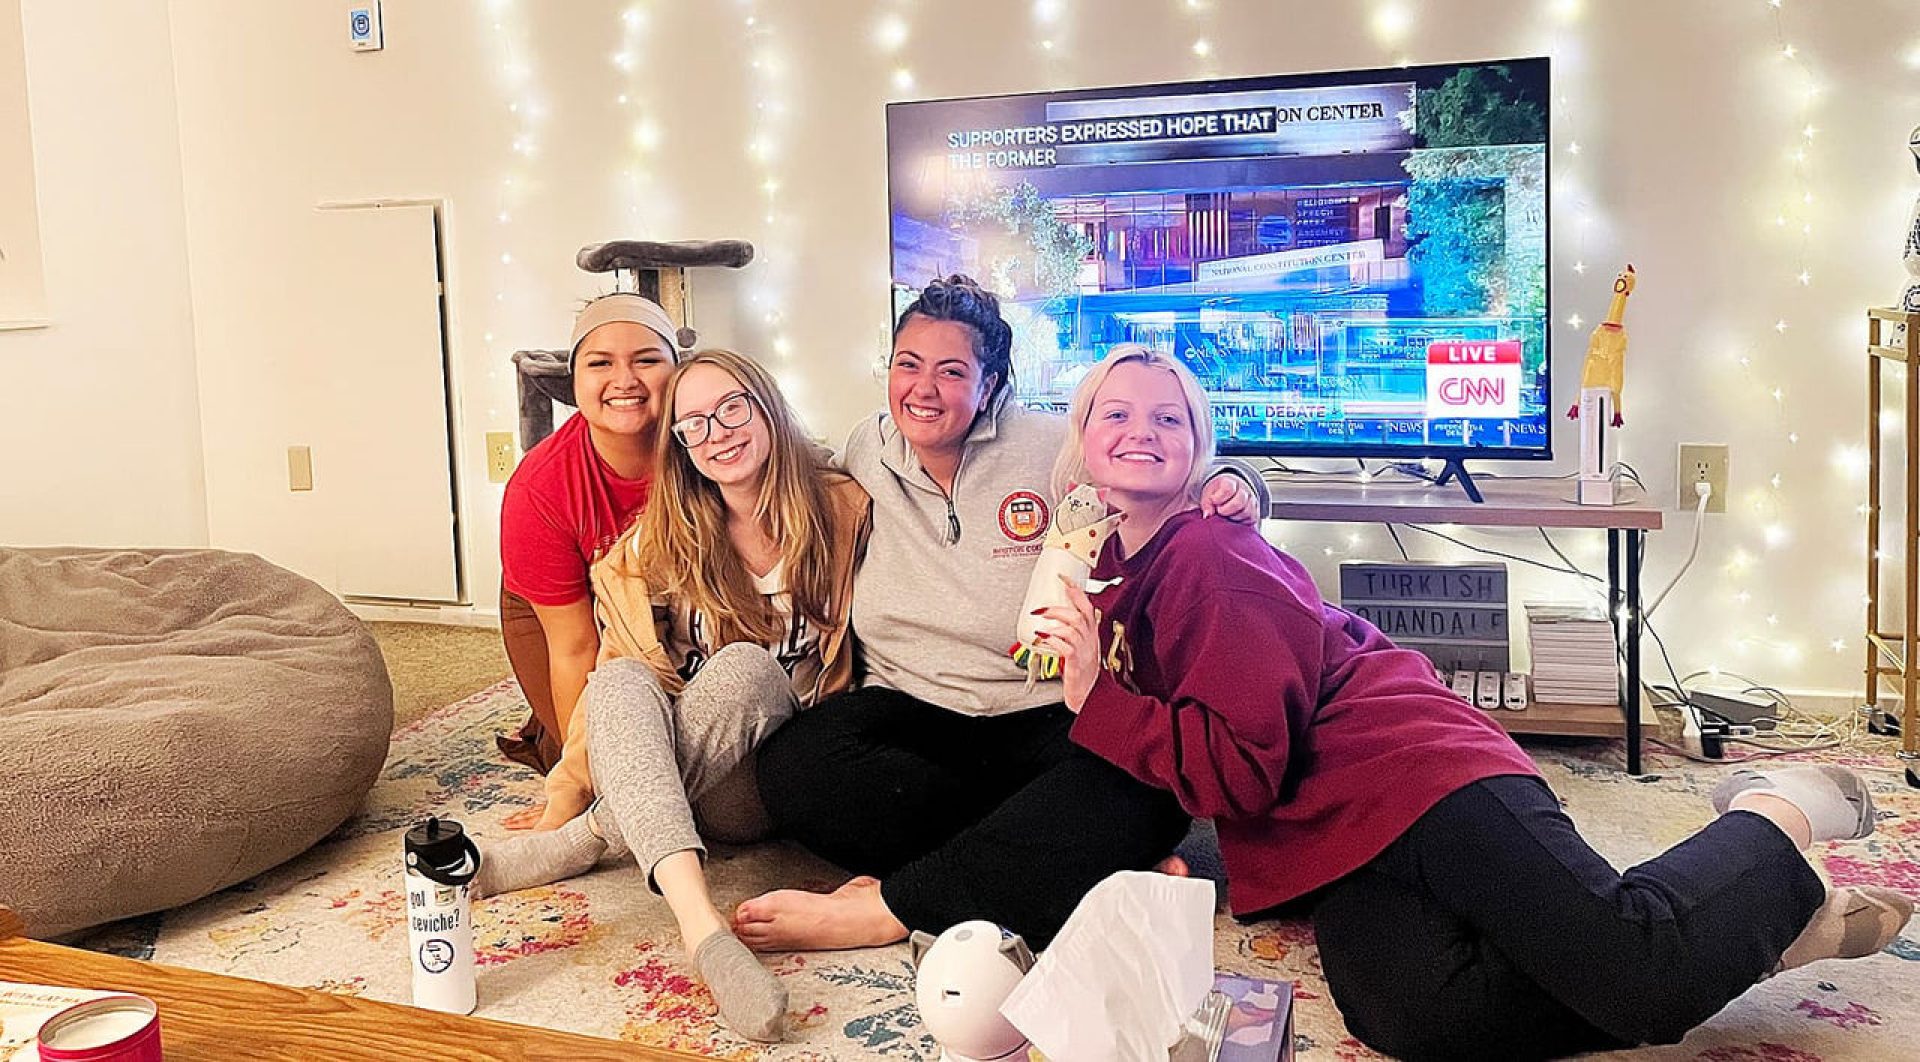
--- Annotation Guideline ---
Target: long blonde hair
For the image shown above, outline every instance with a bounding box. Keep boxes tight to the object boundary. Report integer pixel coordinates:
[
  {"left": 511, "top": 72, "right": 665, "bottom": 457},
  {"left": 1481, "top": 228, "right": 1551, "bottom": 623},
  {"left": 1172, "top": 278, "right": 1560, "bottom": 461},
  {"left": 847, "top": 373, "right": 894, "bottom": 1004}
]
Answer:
[
  {"left": 1051, "top": 343, "right": 1216, "bottom": 501},
  {"left": 631, "top": 349, "right": 841, "bottom": 644}
]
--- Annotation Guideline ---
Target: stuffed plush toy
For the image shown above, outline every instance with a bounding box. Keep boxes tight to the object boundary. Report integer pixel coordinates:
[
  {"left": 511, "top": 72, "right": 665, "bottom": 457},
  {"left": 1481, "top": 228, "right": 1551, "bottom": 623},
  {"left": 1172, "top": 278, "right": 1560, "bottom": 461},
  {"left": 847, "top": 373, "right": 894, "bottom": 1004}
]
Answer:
[{"left": 1011, "top": 484, "right": 1123, "bottom": 685}]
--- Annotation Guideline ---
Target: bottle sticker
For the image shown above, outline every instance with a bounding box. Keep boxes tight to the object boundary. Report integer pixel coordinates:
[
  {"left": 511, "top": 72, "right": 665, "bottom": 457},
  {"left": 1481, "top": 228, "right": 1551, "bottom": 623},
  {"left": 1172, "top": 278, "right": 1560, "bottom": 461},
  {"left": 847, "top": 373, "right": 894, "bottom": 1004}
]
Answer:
[{"left": 419, "top": 939, "right": 455, "bottom": 974}]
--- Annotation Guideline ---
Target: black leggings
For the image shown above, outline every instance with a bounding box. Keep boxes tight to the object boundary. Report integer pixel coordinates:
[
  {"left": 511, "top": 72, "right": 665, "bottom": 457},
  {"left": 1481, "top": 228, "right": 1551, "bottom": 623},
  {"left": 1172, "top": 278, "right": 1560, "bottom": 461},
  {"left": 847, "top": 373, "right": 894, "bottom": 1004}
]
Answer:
[
  {"left": 1309, "top": 775, "right": 1825, "bottom": 1061},
  {"left": 755, "top": 686, "right": 1191, "bottom": 948}
]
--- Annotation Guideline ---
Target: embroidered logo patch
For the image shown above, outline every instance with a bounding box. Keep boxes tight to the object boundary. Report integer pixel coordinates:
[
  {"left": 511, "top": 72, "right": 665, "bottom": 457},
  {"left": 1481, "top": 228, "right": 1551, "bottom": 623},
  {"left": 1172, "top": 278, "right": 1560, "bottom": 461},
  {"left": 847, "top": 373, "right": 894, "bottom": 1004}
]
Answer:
[{"left": 997, "top": 490, "right": 1049, "bottom": 542}]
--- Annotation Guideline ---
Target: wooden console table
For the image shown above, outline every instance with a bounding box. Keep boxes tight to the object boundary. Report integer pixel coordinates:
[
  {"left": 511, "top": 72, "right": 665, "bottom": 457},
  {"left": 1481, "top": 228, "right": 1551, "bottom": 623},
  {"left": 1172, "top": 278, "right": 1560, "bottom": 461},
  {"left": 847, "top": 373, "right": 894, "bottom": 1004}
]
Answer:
[
  {"left": 0, "top": 908, "right": 698, "bottom": 1061},
  {"left": 1263, "top": 474, "right": 1664, "bottom": 774}
]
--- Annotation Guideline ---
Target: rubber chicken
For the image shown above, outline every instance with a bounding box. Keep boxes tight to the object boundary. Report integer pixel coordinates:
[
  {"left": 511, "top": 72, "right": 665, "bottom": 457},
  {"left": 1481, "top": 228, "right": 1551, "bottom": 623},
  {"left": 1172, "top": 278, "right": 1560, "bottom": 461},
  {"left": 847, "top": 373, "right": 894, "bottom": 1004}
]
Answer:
[{"left": 1566, "top": 264, "right": 1636, "bottom": 427}]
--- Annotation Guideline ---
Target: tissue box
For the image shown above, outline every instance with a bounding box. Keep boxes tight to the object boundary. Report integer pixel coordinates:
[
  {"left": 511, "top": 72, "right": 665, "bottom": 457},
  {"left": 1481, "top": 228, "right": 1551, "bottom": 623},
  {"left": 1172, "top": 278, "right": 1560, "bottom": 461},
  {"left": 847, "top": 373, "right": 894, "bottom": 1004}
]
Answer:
[
  {"left": 1211, "top": 973, "right": 1294, "bottom": 1061},
  {"left": 1164, "top": 973, "right": 1295, "bottom": 1062},
  {"left": 1028, "top": 971, "right": 1295, "bottom": 1062}
]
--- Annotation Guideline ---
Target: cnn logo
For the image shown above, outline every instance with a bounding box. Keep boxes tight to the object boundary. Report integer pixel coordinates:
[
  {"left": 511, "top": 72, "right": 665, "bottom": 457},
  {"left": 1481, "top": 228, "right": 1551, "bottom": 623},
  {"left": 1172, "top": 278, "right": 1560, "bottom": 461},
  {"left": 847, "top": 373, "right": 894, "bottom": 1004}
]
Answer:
[{"left": 1437, "top": 377, "right": 1507, "bottom": 407}]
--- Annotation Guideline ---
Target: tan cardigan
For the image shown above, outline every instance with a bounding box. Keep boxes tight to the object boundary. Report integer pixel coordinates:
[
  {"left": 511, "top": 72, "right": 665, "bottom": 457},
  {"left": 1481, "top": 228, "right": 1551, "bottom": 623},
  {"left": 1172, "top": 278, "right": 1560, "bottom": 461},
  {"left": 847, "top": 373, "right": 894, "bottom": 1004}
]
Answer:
[{"left": 544, "top": 472, "right": 871, "bottom": 810}]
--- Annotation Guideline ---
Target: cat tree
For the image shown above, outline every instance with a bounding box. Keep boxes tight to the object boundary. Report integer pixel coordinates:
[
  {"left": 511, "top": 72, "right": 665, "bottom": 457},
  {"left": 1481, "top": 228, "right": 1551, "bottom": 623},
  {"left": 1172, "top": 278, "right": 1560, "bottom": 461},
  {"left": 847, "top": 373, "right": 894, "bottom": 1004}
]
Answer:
[{"left": 511, "top": 239, "right": 753, "bottom": 449}]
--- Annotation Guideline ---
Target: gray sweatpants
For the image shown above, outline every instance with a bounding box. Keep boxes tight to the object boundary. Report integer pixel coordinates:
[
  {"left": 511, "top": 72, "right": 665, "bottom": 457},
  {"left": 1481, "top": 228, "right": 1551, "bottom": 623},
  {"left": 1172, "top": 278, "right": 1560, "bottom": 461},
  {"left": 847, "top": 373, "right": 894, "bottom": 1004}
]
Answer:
[{"left": 584, "top": 644, "right": 798, "bottom": 891}]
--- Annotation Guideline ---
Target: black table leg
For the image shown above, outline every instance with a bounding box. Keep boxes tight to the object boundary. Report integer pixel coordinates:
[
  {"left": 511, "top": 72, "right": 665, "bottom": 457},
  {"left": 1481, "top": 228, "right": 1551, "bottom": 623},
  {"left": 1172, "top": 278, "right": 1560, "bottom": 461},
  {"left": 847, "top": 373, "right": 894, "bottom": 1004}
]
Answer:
[
  {"left": 1607, "top": 530, "right": 1621, "bottom": 648},
  {"left": 1625, "top": 530, "right": 1644, "bottom": 776}
]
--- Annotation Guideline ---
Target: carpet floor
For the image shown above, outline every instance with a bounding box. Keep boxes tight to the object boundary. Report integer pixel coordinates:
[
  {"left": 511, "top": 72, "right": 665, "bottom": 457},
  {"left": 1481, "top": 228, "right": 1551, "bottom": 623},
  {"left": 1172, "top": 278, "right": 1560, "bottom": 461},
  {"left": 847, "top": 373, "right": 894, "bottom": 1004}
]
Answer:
[
  {"left": 368, "top": 620, "right": 511, "bottom": 731},
  {"left": 70, "top": 679, "right": 1920, "bottom": 1060}
]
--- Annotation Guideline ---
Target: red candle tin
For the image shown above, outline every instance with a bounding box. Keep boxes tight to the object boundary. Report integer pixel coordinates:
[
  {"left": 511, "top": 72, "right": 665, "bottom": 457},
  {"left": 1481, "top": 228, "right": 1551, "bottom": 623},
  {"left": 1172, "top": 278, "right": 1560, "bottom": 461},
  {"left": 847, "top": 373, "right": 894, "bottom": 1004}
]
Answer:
[{"left": 33, "top": 994, "right": 163, "bottom": 1062}]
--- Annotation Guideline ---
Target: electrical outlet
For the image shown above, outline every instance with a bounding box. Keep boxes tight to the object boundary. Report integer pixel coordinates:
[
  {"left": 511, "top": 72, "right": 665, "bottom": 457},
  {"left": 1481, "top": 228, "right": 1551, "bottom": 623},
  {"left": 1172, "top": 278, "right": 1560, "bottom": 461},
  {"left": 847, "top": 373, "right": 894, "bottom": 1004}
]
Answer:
[
  {"left": 486, "top": 432, "right": 517, "bottom": 484},
  {"left": 1677, "top": 443, "right": 1728, "bottom": 512}
]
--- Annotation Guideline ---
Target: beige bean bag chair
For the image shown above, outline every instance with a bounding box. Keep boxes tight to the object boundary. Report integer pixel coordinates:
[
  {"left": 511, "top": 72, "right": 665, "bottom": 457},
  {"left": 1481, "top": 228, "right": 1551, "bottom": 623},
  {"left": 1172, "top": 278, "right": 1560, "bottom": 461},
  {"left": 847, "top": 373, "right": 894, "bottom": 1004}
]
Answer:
[{"left": 0, "top": 548, "right": 392, "bottom": 939}]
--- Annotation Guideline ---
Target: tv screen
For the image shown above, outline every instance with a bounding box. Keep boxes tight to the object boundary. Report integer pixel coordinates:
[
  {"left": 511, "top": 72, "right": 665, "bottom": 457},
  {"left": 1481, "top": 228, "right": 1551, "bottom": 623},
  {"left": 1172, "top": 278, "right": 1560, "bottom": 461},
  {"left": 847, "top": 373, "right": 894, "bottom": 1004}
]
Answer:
[{"left": 886, "top": 57, "right": 1551, "bottom": 459}]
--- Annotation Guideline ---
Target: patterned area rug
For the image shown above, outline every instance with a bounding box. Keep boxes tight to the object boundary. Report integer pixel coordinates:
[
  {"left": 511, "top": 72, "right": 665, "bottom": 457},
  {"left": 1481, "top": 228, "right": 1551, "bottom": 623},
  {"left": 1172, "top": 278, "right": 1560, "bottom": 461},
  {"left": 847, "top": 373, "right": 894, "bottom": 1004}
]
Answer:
[{"left": 71, "top": 681, "right": 1920, "bottom": 1060}]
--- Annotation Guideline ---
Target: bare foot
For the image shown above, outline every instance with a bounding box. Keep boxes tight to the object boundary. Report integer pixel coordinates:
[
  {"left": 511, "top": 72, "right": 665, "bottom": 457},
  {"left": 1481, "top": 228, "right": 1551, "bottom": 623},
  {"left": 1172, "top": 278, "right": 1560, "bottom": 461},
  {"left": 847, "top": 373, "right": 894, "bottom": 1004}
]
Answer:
[
  {"left": 530, "top": 787, "right": 593, "bottom": 832},
  {"left": 1155, "top": 854, "right": 1191, "bottom": 878},
  {"left": 732, "top": 876, "right": 906, "bottom": 952},
  {"left": 502, "top": 803, "right": 548, "bottom": 831}
]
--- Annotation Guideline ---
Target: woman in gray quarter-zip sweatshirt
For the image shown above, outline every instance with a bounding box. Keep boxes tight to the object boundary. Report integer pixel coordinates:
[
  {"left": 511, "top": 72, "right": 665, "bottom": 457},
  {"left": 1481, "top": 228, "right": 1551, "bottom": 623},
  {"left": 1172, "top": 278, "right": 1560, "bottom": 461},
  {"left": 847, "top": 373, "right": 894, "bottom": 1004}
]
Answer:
[{"left": 733, "top": 275, "right": 1262, "bottom": 954}]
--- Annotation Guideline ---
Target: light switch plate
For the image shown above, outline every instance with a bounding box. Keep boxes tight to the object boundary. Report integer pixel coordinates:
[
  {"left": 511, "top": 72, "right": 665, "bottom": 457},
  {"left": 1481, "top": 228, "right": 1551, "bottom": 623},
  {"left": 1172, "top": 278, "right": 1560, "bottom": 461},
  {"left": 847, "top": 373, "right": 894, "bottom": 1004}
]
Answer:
[
  {"left": 288, "top": 446, "right": 314, "bottom": 492},
  {"left": 348, "top": 3, "right": 383, "bottom": 52}
]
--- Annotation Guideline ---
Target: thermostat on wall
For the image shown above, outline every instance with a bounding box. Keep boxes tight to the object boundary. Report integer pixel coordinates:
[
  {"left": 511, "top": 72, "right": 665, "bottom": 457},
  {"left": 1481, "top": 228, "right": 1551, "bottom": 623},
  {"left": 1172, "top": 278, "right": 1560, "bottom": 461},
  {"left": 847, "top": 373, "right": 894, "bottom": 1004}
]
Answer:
[{"left": 348, "top": 3, "right": 383, "bottom": 52}]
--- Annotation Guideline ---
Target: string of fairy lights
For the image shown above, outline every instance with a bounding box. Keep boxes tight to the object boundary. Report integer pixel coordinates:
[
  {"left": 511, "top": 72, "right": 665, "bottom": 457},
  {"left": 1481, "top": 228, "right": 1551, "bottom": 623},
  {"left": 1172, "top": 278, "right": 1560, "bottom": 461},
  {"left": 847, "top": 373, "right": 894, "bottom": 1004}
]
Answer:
[
  {"left": 466, "top": 1, "right": 1889, "bottom": 696},
  {"left": 1692, "top": 0, "right": 1833, "bottom": 674},
  {"left": 737, "top": 1, "right": 804, "bottom": 409},
  {"left": 1768, "top": 0, "right": 1883, "bottom": 666},
  {"left": 1727, "top": 0, "right": 1820, "bottom": 668},
  {"left": 1032, "top": 0, "right": 1072, "bottom": 83},
  {"left": 1182, "top": 0, "right": 1216, "bottom": 74},
  {"left": 480, "top": 0, "right": 543, "bottom": 496},
  {"left": 1368, "top": 1, "right": 1415, "bottom": 69},
  {"left": 1541, "top": 0, "right": 1596, "bottom": 318},
  {"left": 1536, "top": 2, "right": 1614, "bottom": 577},
  {"left": 1346, "top": 1, "right": 1855, "bottom": 684},
  {"left": 613, "top": 3, "right": 670, "bottom": 233},
  {"left": 873, "top": 3, "right": 913, "bottom": 95}
]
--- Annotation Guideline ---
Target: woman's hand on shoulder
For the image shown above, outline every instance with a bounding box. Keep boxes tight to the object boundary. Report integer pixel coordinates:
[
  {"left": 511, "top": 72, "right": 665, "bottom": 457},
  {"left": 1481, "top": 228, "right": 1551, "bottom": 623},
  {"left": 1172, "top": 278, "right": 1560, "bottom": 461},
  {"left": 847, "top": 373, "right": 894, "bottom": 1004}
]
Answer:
[
  {"left": 1200, "top": 473, "right": 1261, "bottom": 525},
  {"left": 1033, "top": 575, "right": 1102, "bottom": 714}
]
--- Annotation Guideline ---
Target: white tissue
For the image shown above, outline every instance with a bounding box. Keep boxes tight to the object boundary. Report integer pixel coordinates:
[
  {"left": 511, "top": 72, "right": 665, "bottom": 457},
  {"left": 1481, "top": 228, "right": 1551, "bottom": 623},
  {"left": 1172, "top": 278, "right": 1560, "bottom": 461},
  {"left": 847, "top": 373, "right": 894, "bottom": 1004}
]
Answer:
[{"left": 1000, "top": 871, "right": 1216, "bottom": 1062}]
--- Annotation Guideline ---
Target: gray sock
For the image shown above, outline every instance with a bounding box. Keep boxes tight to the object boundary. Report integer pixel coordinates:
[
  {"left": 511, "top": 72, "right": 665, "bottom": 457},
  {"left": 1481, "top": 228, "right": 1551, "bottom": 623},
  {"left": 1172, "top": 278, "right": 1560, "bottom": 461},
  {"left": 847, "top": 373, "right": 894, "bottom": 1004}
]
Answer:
[
  {"left": 692, "top": 928, "right": 787, "bottom": 1042},
  {"left": 472, "top": 810, "right": 606, "bottom": 898},
  {"left": 1711, "top": 766, "right": 1877, "bottom": 843}
]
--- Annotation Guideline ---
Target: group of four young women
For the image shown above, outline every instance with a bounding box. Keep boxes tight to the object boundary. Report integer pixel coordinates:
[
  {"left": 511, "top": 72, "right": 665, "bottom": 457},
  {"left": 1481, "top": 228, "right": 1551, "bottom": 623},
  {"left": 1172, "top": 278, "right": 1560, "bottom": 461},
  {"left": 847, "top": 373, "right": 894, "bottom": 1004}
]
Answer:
[{"left": 473, "top": 276, "right": 1911, "bottom": 1057}]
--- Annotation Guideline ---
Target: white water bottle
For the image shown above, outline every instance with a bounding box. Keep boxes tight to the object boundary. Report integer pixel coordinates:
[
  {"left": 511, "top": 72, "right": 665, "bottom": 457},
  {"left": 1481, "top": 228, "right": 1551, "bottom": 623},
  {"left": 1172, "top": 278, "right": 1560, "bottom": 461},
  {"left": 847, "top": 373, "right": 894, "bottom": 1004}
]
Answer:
[{"left": 404, "top": 816, "right": 479, "bottom": 1014}]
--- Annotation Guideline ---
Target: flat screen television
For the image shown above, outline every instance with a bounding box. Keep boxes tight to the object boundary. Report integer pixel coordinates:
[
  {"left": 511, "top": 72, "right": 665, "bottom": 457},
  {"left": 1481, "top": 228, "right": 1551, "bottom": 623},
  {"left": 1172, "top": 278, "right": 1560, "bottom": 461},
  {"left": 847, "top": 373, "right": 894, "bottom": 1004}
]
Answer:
[{"left": 886, "top": 57, "right": 1551, "bottom": 462}]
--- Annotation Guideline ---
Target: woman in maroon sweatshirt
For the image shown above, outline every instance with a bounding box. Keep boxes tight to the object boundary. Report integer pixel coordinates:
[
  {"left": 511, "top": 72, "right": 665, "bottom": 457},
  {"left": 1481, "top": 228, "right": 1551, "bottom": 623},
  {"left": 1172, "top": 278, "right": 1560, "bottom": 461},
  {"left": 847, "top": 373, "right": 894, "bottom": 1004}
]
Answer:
[{"left": 1032, "top": 344, "right": 1912, "bottom": 1061}]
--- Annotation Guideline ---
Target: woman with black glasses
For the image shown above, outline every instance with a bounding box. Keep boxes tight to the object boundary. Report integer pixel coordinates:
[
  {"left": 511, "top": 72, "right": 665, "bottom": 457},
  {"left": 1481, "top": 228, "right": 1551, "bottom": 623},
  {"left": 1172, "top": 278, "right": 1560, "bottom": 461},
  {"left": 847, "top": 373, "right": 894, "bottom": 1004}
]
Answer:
[{"left": 471, "top": 348, "right": 868, "bottom": 1043}]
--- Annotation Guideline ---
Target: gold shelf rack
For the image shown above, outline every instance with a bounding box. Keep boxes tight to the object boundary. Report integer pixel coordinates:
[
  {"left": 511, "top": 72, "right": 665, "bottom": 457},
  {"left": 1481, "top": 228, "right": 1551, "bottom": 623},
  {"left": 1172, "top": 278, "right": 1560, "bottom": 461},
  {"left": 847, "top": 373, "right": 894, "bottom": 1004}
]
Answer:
[{"left": 1864, "top": 307, "right": 1920, "bottom": 786}]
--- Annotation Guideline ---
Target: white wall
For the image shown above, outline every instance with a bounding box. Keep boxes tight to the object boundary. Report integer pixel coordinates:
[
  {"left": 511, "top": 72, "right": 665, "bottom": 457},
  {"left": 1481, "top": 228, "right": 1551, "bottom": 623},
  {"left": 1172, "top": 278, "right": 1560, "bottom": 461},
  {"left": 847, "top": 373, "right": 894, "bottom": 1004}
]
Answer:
[
  {"left": 0, "top": 0, "right": 206, "bottom": 547},
  {"left": 161, "top": 0, "right": 1920, "bottom": 695}
]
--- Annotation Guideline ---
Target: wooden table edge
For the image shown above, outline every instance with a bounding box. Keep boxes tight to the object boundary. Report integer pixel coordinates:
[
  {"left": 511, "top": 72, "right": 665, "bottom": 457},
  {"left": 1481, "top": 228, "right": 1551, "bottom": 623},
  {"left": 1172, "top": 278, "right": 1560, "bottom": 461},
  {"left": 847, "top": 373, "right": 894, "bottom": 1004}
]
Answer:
[{"left": 0, "top": 929, "right": 708, "bottom": 1061}]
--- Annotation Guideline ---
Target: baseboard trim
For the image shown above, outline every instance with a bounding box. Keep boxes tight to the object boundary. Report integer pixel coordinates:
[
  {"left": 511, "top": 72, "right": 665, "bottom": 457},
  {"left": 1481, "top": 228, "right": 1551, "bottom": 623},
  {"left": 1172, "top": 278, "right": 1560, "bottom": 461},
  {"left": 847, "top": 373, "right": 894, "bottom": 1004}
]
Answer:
[
  {"left": 1713, "top": 688, "right": 1888, "bottom": 724},
  {"left": 348, "top": 602, "right": 501, "bottom": 629}
]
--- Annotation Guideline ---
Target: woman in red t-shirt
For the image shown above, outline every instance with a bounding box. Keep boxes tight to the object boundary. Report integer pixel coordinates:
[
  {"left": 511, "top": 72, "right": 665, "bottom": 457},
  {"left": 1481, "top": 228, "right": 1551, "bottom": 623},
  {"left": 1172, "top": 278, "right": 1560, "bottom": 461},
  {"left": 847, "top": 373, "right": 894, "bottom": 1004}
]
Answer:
[
  {"left": 1035, "top": 344, "right": 1913, "bottom": 1061},
  {"left": 496, "top": 294, "right": 681, "bottom": 822},
  {"left": 477, "top": 350, "right": 868, "bottom": 1042}
]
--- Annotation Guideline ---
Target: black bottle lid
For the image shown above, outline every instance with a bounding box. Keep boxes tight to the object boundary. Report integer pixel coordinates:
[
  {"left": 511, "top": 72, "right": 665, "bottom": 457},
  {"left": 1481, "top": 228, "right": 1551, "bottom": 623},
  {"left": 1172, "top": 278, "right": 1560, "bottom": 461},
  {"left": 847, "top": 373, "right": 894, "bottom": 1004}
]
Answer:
[{"left": 404, "top": 816, "right": 475, "bottom": 881}]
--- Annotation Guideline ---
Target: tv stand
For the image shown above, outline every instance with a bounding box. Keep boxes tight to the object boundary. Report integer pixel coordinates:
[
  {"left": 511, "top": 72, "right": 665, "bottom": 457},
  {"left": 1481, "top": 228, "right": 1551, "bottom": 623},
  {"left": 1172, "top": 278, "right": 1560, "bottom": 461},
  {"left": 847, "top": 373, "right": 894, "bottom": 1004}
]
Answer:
[
  {"left": 1262, "top": 477, "right": 1663, "bottom": 774},
  {"left": 1433, "top": 459, "right": 1486, "bottom": 503}
]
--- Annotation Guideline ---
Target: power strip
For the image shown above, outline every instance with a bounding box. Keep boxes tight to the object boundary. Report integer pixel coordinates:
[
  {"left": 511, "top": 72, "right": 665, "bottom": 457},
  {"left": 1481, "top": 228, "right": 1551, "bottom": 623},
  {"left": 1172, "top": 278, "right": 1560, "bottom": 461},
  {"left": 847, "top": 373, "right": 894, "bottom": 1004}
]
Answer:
[{"left": 1678, "top": 701, "right": 1735, "bottom": 759}]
